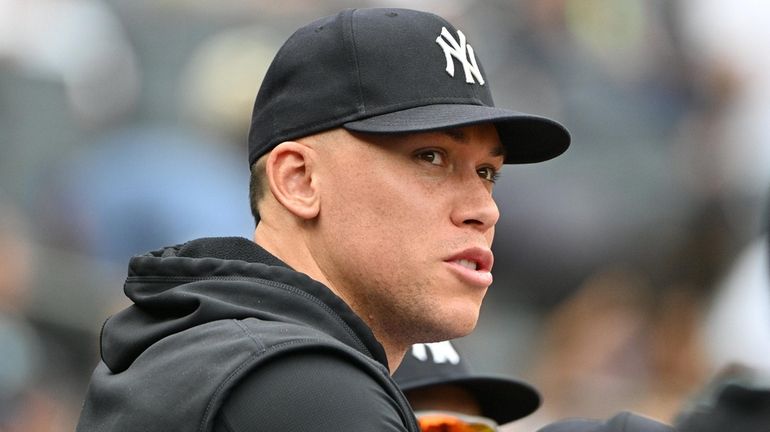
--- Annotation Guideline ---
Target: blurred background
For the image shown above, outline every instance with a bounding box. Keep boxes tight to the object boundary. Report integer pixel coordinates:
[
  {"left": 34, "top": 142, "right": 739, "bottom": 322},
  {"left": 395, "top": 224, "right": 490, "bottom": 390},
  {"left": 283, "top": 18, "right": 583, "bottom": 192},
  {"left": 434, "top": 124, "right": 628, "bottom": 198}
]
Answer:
[{"left": 1, "top": 0, "right": 769, "bottom": 431}]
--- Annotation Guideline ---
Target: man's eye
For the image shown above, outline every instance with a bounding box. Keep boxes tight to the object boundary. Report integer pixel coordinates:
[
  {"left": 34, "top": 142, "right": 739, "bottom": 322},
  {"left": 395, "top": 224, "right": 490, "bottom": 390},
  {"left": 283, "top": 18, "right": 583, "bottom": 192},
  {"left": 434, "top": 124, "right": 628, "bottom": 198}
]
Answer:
[
  {"left": 417, "top": 150, "right": 445, "bottom": 166},
  {"left": 477, "top": 166, "right": 500, "bottom": 183}
]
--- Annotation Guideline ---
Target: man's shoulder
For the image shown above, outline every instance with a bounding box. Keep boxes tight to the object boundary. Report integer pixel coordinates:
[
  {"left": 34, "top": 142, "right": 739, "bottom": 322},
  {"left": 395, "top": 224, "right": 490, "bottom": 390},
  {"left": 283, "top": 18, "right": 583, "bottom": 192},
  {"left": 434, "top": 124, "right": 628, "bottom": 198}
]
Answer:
[{"left": 214, "top": 350, "right": 415, "bottom": 432}]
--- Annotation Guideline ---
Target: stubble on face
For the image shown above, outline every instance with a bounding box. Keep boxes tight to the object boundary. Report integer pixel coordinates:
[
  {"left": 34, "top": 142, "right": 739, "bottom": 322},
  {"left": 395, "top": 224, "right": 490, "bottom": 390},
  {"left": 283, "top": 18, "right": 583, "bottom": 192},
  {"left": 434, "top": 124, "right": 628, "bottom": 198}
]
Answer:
[{"left": 332, "top": 233, "right": 484, "bottom": 345}]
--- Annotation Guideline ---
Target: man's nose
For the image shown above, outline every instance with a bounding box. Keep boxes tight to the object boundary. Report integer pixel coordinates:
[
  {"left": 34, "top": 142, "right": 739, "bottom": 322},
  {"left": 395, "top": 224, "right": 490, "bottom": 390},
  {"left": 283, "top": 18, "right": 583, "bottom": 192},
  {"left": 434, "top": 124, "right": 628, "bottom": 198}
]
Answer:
[{"left": 449, "top": 176, "right": 500, "bottom": 232}]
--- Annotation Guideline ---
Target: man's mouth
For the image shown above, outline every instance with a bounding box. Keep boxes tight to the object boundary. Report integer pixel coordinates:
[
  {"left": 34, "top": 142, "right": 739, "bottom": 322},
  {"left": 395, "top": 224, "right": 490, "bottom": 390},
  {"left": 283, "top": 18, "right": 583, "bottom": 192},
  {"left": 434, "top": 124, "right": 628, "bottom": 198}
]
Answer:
[
  {"left": 444, "top": 247, "right": 493, "bottom": 273},
  {"left": 453, "top": 259, "right": 479, "bottom": 271},
  {"left": 443, "top": 247, "right": 494, "bottom": 287}
]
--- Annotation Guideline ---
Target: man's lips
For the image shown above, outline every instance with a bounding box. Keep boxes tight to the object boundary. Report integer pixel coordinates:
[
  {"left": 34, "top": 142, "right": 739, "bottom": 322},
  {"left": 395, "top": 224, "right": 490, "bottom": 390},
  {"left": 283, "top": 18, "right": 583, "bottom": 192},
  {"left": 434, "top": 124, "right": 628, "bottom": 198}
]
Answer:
[
  {"left": 444, "top": 247, "right": 494, "bottom": 272},
  {"left": 443, "top": 247, "right": 494, "bottom": 287}
]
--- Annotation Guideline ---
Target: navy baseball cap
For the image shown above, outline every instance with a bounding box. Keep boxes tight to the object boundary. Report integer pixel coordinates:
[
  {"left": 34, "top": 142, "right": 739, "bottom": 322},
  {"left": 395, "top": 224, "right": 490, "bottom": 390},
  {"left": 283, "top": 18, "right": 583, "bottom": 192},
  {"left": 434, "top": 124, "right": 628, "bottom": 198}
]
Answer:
[
  {"left": 537, "top": 412, "right": 676, "bottom": 432},
  {"left": 248, "top": 8, "right": 570, "bottom": 166},
  {"left": 393, "top": 342, "right": 541, "bottom": 425}
]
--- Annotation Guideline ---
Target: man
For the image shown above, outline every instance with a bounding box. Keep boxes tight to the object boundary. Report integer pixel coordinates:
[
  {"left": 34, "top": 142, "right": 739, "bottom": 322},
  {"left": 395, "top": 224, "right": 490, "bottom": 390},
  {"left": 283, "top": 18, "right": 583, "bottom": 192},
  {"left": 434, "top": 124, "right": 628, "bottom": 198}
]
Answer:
[
  {"left": 76, "top": 7, "right": 569, "bottom": 432},
  {"left": 394, "top": 341, "right": 541, "bottom": 431}
]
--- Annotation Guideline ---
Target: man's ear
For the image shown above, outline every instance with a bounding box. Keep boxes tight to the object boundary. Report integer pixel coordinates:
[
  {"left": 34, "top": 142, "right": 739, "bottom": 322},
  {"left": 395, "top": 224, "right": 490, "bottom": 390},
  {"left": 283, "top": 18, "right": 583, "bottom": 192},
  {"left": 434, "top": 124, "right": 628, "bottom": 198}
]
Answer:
[{"left": 265, "top": 141, "right": 320, "bottom": 220}]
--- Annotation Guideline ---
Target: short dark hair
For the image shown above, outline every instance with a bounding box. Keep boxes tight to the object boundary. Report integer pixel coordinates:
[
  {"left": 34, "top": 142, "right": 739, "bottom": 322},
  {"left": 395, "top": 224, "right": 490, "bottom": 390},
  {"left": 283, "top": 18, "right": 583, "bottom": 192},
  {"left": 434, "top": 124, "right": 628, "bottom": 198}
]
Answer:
[{"left": 248, "top": 159, "right": 267, "bottom": 226}]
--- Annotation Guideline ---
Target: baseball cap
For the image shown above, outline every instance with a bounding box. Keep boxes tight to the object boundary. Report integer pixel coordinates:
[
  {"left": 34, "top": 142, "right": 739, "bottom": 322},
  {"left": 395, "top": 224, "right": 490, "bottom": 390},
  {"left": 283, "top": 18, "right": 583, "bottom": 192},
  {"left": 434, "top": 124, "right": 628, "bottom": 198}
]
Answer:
[
  {"left": 393, "top": 342, "right": 541, "bottom": 425},
  {"left": 248, "top": 8, "right": 570, "bottom": 166},
  {"left": 536, "top": 412, "right": 676, "bottom": 432}
]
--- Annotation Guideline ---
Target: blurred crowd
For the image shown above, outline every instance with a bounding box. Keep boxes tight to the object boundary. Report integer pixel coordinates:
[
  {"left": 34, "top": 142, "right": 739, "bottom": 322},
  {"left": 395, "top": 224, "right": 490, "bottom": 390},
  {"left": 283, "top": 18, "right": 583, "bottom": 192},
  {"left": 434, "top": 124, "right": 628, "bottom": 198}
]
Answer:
[{"left": 1, "top": 1, "right": 769, "bottom": 431}]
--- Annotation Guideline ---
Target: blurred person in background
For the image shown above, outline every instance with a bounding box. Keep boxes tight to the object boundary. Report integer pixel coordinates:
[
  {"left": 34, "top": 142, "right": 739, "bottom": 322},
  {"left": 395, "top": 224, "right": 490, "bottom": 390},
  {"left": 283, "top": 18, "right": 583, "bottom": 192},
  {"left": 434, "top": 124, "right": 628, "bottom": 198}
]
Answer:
[
  {"left": 513, "top": 267, "right": 701, "bottom": 429},
  {"left": 525, "top": 269, "right": 659, "bottom": 422},
  {"left": 75, "top": 7, "right": 569, "bottom": 432},
  {"left": 512, "top": 200, "right": 735, "bottom": 429},
  {"left": 393, "top": 341, "right": 540, "bottom": 432}
]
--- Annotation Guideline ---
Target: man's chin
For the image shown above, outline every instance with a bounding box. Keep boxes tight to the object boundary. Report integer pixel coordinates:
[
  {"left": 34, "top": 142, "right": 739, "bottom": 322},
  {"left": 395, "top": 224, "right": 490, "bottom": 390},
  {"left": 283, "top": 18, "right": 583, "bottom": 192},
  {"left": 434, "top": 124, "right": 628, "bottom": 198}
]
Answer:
[{"left": 422, "top": 313, "right": 480, "bottom": 342}]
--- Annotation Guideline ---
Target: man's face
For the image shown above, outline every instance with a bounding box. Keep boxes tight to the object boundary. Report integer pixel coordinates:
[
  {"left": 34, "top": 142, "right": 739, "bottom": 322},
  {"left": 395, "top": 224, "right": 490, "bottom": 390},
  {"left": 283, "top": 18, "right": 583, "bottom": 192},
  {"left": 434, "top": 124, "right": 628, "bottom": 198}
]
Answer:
[{"left": 309, "top": 124, "right": 503, "bottom": 344}]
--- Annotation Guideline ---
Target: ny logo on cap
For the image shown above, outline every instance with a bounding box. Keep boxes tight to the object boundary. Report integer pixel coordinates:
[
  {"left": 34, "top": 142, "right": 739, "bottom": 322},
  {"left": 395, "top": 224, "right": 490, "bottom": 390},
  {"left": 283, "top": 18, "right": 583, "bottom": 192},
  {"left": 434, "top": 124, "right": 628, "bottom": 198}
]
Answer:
[
  {"left": 435, "top": 27, "right": 485, "bottom": 86},
  {"left": 411, "top": 342, "right": 461, "bottom": 365}
]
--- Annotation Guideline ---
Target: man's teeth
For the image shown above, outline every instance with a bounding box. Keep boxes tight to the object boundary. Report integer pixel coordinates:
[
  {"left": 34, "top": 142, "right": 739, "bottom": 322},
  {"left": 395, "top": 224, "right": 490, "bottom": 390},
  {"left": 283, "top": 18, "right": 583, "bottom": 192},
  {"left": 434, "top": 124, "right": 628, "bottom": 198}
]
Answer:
[{"left": 455, "top": 259, "right": 478, "bottom": 271}]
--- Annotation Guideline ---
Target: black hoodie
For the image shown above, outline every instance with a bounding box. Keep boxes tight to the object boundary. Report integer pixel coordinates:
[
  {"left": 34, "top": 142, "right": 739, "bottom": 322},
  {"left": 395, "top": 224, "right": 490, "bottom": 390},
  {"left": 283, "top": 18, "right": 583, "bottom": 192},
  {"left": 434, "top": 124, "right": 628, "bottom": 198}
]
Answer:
[{"left": 76, "top": 237, "right": 419, "bottom": 431}]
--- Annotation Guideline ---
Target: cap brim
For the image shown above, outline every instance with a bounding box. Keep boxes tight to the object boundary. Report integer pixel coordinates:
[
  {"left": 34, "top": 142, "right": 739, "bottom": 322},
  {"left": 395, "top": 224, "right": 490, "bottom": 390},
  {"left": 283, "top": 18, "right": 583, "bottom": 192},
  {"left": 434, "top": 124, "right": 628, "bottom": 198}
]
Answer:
[
  {"left": 400, "top": 374, "right": 541, "bottom": 425},
  {"left": 343, "top": 104, "right": 570, "bottom": 164}
]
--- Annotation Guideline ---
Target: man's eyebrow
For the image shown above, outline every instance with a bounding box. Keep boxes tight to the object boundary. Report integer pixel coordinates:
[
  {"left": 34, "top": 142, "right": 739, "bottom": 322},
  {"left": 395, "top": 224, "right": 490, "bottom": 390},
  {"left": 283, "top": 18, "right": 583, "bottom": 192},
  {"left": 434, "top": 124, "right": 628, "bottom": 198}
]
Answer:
[
  {"left": 442, "top": 128, "right": 468, "bottom": 142},
  {"left": 441, "top": 128, "right": 506, "bottom": 159},
  {"left": 490, "top": 144, "right": 506, "bottom": 159}
]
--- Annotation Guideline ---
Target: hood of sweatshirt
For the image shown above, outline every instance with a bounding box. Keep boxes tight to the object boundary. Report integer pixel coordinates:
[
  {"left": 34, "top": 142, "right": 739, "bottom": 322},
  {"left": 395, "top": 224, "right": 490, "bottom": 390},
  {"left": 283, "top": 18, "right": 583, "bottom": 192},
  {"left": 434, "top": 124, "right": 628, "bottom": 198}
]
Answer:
[{"left": 99, "top": 236, "right": 388, "bottom": 373}]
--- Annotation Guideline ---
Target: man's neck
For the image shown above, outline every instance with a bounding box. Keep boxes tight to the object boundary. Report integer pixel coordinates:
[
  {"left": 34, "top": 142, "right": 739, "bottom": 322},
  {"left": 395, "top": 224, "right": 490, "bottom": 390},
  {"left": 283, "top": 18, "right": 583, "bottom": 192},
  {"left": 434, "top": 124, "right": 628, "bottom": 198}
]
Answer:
[
  {"left": 253, "top": 226, "right": 408, "bottom": 374},
  {"left": 377, "top": 339, "right": 408, "bottom": 373}
]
